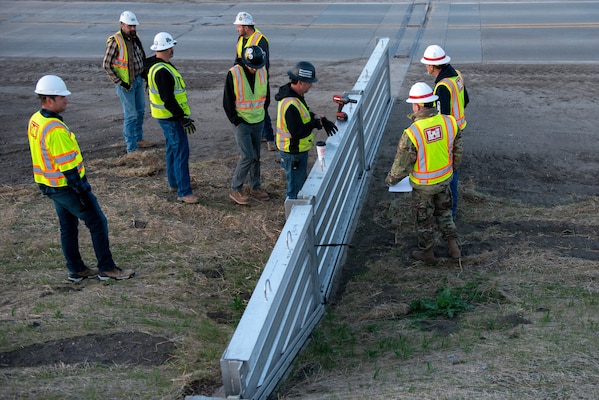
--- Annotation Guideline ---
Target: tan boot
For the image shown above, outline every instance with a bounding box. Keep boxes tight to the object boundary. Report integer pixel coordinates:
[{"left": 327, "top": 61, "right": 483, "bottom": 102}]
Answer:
[
  {"left": 448, "top": 238, "right": 461, "bottom": 259},
  {"left": 412, "top": 247, "right": 437, "bottom": 265}
]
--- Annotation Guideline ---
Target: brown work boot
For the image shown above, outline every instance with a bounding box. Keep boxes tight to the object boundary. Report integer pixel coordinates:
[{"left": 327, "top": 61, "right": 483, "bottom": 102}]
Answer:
[
  {"left": 137, "top": 140, "right": 156, "bottom": 148},
  {"left": 249, "top": 188, "right": 270, "bottom": 200},
  {"left": 68, "top": 268, "right": 99, "bottom": 283},
  {"left": 98, "top": 267, "right": 135, "bottom": 281},
  {"left": 267, "top": 141, "right": 277, "bottom": 151},
  {"left": 448, "top": 238, "right": 461, "bottom": 259},
  {"left": 412, "top": 247, "right": 437, "bottom": 265},
  {"left": 229, "top": 189, "right": 250, "bottom": 205},
  {"left": 177, "top": 194, "right": 200, "bottom": 204}
]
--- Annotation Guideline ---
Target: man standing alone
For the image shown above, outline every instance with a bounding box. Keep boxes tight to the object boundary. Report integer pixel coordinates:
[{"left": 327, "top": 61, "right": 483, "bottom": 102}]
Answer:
[
  {"left": 223, "top": 46, "right": 270, "bottom": 205},
  {"left": 103, "top": 11, "right": 155, "bottom": 154},
  {"left": 28, "top": 75, "right": 135, "bottom": 281}
]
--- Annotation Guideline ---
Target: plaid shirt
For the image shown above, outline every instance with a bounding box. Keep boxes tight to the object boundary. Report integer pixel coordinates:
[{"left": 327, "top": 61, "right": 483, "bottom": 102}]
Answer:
[{"left": 103, "top": 31, "right": 146, "bottom": 84}]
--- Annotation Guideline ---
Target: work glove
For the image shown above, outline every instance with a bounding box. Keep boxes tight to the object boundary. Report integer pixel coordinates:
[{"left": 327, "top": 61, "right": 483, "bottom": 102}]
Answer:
[
  {"left": 321, "top": 117, "right": 338, "bottom": 136},
  {"left": 120, "top": 82, "right": 131, "bottom": 91},
  {"left": 181, "top": 118, "right": 196, "bottom": 135}
]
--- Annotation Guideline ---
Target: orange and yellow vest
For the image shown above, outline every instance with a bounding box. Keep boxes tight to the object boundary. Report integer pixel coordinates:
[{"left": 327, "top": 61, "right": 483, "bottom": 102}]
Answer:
[
  {"left": 276, "top": 97, "right": 314, "bottom": 153},
  {"left": 236, "top": 30, "right": 268, "bottom": 60},
  {"left": 404, "top": 113, "right": 458, "bottom": 185},
  {"left": 148, "top": 62, "right": 190, "bottom": 119},
  {"left": 230, "top": 64, "right": 267, "bottom": 124},
  {"left": 28, "top": 111, "right": 85, "bottom": 187},
  {"left": 435, "top": 71, "right": 467, "bottom": 130},
  {"left": 107, "top": 31, "right": 131, "bottom": 84}
]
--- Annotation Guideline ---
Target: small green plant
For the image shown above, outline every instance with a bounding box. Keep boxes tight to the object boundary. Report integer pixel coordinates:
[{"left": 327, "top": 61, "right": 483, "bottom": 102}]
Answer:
[{"left": 410, "top": 287, "right": 474, "bottom": 319}]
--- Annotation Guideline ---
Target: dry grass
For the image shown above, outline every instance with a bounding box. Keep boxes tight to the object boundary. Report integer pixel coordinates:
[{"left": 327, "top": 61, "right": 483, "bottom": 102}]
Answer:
[
  {"left": 3, "top": 148, "right": 599, "bottom": 399},
  {"left": 0, "top": 149, "right": 286, "bottom": 399},
  {"left": 278, "top": 187, "right": 599, "bottom": 399}
]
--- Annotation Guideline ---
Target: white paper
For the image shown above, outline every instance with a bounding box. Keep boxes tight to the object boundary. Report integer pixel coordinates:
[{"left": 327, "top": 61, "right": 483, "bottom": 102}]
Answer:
[{"left": 388, "top": 176, "right": 412, "bottom": 192}]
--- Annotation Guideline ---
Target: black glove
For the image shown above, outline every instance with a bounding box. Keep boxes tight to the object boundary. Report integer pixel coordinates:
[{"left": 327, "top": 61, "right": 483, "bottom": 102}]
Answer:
[
  {"left": 120, "top": 82, "right": 131, "bottom": 91},
  {"left": 314, "top": 118, "right": 323, "bottom": 130},
  {"left": 321, "top": 117, "right": 338, "bottom": 136},
  {"left": 78, "top": 191, "right": 92, "bottom": 212},
  {"left": 181, "top": 118, "right": 196, "bottom": 135}
]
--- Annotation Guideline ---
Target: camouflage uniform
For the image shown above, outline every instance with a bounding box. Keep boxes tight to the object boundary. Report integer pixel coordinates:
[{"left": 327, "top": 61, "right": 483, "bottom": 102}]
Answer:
[{"left": 385, "top": 107, "right": 463, "bottom": 250}]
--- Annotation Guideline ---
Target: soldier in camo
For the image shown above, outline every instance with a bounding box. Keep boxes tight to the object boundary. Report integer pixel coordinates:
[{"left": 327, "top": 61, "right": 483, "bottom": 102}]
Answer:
[{"left": 385, "top": 82, "right": 463, "bottom": 264}]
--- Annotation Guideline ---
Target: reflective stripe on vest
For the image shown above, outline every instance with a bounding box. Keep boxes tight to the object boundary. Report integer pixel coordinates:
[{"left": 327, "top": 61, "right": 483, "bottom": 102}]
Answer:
[
  {"left": 28, "top": 111, "right": 85, "bottom": 187},
  {"left": 236, "top": 30, "right": 267, "bottom": 59},
  {"left": 276, "top": 97, "right": 313, "bottom": 153},
  {"left": 148, "top": 62, "right": 190, "bottom": 119},
  {"left": 436, "top": 71, "right": 467, "bottom": 130},
  {"left": 108, "top": 31, "right": 130, "bottom": 84},
  {"left": 405, "top": 114, "right": 458, "bottom": 185},
  {"left": 230, "top": 65, "right": 267, "bottom": 124}
]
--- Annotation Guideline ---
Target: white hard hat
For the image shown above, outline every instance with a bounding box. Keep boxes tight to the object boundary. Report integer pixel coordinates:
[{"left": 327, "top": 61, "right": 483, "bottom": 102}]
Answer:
[
  {"left": 119, "top": 11, "right": 139, "bottom": 26},
  {"left": 151, "top": 32, "right": 177, "bottom": 51},
  {"left": 233, "top": 12, "right": 254, "bottom": 25},
  {"left": 406, "top": 82, "right": 438, "bottom": 104},
  {"left": 420, "top": 45, "right": 451, "bottom": 65},
  {"left": 35, "top": 75, "right": 71, "bottom": 96}
]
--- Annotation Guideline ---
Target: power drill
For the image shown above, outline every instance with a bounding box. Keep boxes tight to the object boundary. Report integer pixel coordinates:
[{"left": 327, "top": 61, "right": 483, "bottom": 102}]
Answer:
[{"left": 333, "top": 94, "right": 358, "bottom": 121}]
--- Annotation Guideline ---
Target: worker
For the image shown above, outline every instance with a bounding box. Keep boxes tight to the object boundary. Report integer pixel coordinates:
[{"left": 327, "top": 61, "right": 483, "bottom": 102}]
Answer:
[
  {"left": 28, "top": 75, "right": 135, "bottom": 281},
  {"left": 233, "top": 11, "right": 276, "bottom": 151},
  {"left": 275, "top": 61, "right": 338, "bottom": 200},
  {"left": 103, "top": 11, "right": 155, "bottom": 154},
  {"left": 146, "top": 32, "right": 199, "bottom": 204},
  {"left": 385, "top": 82, "right": 463, "bottom": 264},
  {"left": 421, "top": 44, "right": 469, "bottom": 218},
  {"left": 223, "top": 45, "right": 271, "bottom": 205}
]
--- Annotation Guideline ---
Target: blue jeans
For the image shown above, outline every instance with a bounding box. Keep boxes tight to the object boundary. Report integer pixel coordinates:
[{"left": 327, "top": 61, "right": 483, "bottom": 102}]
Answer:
[
  {"left": 41, "top": 185, "right": 116, "bottom": 274},
  {"left": 262, "top": 110, "right": 275, "bottom": 142},
  {"left": 231, "top": 121, "right": 264, "bottom": 192},
  {"left": 116, "top": 74, "right": 145, "bottom": 153},
  {"left": 157, "top": 119, "right": 192, "bottom": 197},
  {"left": 450, "top": 169, "right": 459, "bottom": 217},
  {"left": 279, "top": 151, "right": 309, "bottom": 199}
]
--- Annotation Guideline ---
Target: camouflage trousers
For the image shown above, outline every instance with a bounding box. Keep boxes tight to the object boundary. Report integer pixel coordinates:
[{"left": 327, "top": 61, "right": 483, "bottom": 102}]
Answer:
[{"left": 411, "top": 178, "right": 458, "bottom": 249}]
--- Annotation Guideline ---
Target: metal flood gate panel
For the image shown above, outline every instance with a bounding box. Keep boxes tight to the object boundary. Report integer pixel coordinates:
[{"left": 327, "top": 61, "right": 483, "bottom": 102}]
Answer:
[{"left": 220, "top": 38, "right": 393, "bottom": 400}]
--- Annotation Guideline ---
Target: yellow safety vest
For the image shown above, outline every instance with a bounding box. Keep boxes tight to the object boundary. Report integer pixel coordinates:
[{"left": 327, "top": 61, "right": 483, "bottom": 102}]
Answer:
[
  {"left": 236, "top": 30, "right": 268, "bottom": 60},
  {"left": 404, "top": 113, "right": 458, "bottom": 185},
  {"left": 107, "top": 31, "right": 130, "bottom": 84},
  {"left": 276, "top": 97, "right": 314, "bottom": 153},
  {"left": 28, "top": 111, "right": 85, "bottom": 188},
  {"left": 148, "top": 62, "right": 190, "bottom": 119},
  {"left": 230, "top": 65, "right": 267, "bottom": 124},
  {"left": 435, "top": 71, "right": 467, "bottom": 130}
]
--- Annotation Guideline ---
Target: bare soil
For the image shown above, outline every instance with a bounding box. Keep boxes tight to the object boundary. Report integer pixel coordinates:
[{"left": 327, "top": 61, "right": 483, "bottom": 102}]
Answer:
[{"left": 2, "top": 56, "right": 599, "bottom": 397}]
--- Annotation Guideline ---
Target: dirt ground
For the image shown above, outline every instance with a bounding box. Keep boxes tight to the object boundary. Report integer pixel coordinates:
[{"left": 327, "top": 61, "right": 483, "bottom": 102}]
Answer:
[{"left": 2, "top": 55, "right": 599, "bottom": 395}]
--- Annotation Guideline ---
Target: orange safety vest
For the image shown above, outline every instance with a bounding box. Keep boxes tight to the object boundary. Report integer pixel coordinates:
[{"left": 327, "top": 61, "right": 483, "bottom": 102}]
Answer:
[
  {"left": 276, "top": 97, "right": 313, "bottom": 153},
  {"left": 404, "top": 113, "right": 458, "bottom": 185},
  {"left": 28, "top": 111, "right": 85, "bottom": 187},
  {"left": 236, "top": 30, "right": 268, "bottom": 60},
  {"left": 107, "top": 31, "right": 131, "bottom": 84},
  {"left": 230, "top": 64, "right": 267, "bottom": 124},
  {"left": 435, "top": 71, "right": 467, "bottom": 130}
]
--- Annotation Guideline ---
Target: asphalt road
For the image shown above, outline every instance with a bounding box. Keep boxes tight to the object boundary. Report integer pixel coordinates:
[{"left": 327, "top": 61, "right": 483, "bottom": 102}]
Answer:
[{"left": 2, "top": 1, "right": 599, "bottom": 63}]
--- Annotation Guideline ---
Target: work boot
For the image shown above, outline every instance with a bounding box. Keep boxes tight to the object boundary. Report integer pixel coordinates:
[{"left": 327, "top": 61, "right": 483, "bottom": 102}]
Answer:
[
  {"left": 249, "top": 188, "right": 270, "bottom": 200},
  {"left": 448, "top": 238, "right": 461, "bottom": 259},
  {"left": 229, "top": 189, "right": 250, "bottom": 205},
  {"left": 412, "top": 247, "right": 437, "bottom": 265},
  {"left": 98, "top": 267, "right": 135, "bottom": 281},
  {"left": 177, "top": 194, "right": 200, "bottom": 204}
]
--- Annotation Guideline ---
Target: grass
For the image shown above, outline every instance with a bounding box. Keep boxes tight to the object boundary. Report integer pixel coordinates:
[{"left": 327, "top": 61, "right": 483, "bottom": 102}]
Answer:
[
  {"left": 2, "top": 149, "right": 599, "bottom": 399},
  {"left": 277, "top": 184, "right": 599, "bottom": 399}
]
